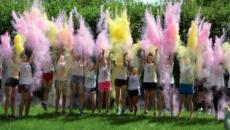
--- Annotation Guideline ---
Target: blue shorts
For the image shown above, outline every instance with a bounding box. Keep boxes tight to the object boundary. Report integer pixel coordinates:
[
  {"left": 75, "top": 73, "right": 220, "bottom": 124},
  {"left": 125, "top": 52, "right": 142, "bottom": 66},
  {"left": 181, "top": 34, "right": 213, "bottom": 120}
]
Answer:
[{"left": 179, "top": 84, "right": 194, "bottom": 95}]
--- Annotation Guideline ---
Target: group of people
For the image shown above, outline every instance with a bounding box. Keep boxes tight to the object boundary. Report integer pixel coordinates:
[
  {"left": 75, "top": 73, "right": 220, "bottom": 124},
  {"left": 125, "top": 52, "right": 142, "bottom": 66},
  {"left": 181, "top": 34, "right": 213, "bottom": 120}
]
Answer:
[{"left": 1, "top": 38, "right": 229, "bottom": 120}]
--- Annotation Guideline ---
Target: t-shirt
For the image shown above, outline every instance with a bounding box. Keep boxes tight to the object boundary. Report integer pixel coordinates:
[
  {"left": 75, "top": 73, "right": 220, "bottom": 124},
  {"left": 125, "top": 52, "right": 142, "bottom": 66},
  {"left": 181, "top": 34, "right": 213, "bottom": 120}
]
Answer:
[
  {"left": 128, "top": 74, "right": 140, "bottom": 90},
  {"left": 143, "top": 63, "right": 157, "bottom": 83},
  {"left": 84, "top": 70, "right": 96, "bottom": 89},
  {"left": 19, "top": 62, "right": 33, "bottom": 85},
  {"left": 98, "top": 64, "right": 111, "bottom": 82}
]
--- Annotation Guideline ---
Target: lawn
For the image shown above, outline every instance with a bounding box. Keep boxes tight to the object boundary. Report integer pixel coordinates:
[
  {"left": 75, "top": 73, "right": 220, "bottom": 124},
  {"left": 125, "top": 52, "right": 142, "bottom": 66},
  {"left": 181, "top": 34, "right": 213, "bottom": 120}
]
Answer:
[{"left": 0, "top": 105, "right": 224, "bottom": 130}]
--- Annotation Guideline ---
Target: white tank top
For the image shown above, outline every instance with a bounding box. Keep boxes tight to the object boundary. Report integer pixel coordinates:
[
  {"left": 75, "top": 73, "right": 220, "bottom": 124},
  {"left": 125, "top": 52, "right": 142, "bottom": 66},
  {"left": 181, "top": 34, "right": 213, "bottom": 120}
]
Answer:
[
  {"left": 98, "top": 64, "right": 111, "bottom": 82},
  {"left": 19, "top": 62, "right": 33, "bottom": 85},
  {"left": 128, "top": 74, "right": 140, "bottom": 90},
  {"left": 143, "top": 63, "right": 157, "bottom": 83}
]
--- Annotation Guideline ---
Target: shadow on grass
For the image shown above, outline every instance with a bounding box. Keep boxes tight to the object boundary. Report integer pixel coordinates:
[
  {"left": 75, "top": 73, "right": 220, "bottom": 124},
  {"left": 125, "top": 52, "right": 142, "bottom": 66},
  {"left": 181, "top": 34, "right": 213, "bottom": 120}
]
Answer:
[{"left": 0, "top": 111, "right": 224, "bottom": 127}]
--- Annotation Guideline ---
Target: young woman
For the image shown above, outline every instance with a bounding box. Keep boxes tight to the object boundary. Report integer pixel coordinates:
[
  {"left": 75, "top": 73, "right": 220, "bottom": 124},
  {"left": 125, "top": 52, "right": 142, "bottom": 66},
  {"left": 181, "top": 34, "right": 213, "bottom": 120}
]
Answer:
[
  {"left": 211, "top": 63, "right": 225, "bottom": 118},
  {"left": 159, "top": 55, "right": 175, "bottom": 117},
  {"left": 84, "top": 58, "right": 97, "bottom": 113},
  {"left": 114, "top": 52, "right": 128, "bottom": 115},
  {"left": 41, "top": 54, "right": 54, "bottom": 111},
  {"left": 54, "top": 49, "right": 70, "bottom": 114},
  {"left": 128, "top": 67, "right": 140, "bottom": 115},
  {"left": 4, "top": 52, "right": 20, "bottom": 118},
  {"left": 70, "top": 51, "right": 85, "bottom": 114},
  {"left": 97, "top": 51, "right": 112, "bottom": 114},
  {"left": 178, "top": 57, "right": 195, "bottom": 119},
  {"left": 142, "top": 52, "right": 157, "bottom": 115},
  {"left": 18, "top": 53, "right": 33, "bottom": 117},
  {"left": 0, "top": 55, "right": 2, "bottom": 101}
]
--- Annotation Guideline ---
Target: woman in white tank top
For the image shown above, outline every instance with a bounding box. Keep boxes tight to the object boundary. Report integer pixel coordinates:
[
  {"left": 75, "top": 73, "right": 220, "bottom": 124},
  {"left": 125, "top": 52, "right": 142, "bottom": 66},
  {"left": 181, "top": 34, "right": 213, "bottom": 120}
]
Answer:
[{"left": 142, "top": 52, "right": 157, "bottom": 116}]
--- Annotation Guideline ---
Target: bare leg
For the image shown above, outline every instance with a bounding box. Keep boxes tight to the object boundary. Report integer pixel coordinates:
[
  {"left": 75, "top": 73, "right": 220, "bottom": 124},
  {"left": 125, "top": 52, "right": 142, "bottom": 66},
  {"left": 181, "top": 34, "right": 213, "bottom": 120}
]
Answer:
[
  {"left": 121, "top": 85, "right": 127, "bottom": 111},
  {"left": 19, "top": 91, "right": 26, "bottom": 117},
  {"left": 159, "top": 90, "right": 164, "bottom": 115},
  {"left": 55, "top": 82, "right": 61, "bottom": 113},
  {"left": 178, "top": 94, "right": 185, "bottom": 118},
  {"left": 144, "top": 90, "right": 149, "bottom": 113},
  {"left": 4, "top": 87, "right": 11, "bottom": 116},
  {"left": 115, "top": 86, "right": 121, "bottom": 110},
  {"left": 98, "top": 91, "right": 103, "bottom": 113},
  {"left": 11, "top": 87, "right": 17, "bottom": 116},
  {"left": 105, "top": 90, "right": 110, "bottom": 113},
  {"left": 150, "top": 90, "right": 156, "bottom": 116},
  {"left": 188, "top": 94, "right": 193, "bottom": 119},
  {"left": 91, "top": 92, "right": 96, "bottom": 113},
  {"left": 25, "top": 91, "right": 32, "bottom": 116}
]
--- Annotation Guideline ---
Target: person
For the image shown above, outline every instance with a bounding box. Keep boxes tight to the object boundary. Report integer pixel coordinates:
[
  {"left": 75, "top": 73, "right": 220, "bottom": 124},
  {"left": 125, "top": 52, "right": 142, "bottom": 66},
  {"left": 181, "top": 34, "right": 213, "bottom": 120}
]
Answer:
[
  {"left": 178, "top": 56, "right": 195, "bottom": 119},
  {"left": 211, "top": 63, "right": 225, "bottom": 118},
  {"left": 114, "top": 52, "right": 128, "bottom": 115},
  {"left": 54, "top": 49, "right": 70, "bottom": 114},
  {"left": 142, "top": 52, "right": 157, "bottom": 116},
  {"left": 18, "top": 52, "right": 33, "bottom": 117},
  {"left": 69, "top": 51, "right": 85, "bottom": 114},
  {"left": 41, "top": 52, "right": 54, "bottom": 111},
  {"left": 97, "top": 50, "right": 112, "bottom": 114},
  {"left": 128, "top": 67, "right": 140, "bottom": 115},
  {"left": 224, "top": 102, "right": 230, "bottom": 130},
  {"left": 84, "top": 58, "right": 97, "bottom": 113},
  {"left": 159, "top": 55, "right": 175, "bottom": 117},
  {"left": 4, "top": 52, "right": 21, "bottom": 118},
  {"left": 0, "top": 55, "right": 2, "bottom": 103}
]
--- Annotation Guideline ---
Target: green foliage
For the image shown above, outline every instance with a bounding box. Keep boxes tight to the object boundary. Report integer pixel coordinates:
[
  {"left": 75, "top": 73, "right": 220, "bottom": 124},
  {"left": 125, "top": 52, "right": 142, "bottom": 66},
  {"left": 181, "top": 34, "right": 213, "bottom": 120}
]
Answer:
[{"left": 0, "top": 0, "right": 229, "bottom": 42}]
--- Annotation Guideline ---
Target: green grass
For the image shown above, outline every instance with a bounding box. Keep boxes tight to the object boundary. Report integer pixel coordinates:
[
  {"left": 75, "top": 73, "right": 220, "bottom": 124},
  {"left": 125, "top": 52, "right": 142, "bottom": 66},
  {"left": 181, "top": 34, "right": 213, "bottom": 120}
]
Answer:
[{"left": 0, "top": 105, "right": 224, "bottom": 130}]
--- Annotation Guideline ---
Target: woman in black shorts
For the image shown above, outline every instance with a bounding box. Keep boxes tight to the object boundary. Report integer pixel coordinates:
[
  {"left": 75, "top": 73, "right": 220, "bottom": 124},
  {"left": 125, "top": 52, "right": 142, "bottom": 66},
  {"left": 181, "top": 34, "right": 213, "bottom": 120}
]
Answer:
[{"left": 142, "top": 52, "right": 158, "bottom": 115}]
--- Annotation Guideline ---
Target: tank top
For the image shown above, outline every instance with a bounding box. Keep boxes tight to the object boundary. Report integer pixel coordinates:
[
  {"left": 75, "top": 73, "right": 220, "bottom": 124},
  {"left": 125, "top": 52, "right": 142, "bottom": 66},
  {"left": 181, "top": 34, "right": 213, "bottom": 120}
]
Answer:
[
  {"left": 143, "top": 63, "right": 157, "bottom": 83},
  {"left": 19, "top": 62, "right": 33, "bottom": 85},
  {"left": 128, "top": 74, "right": 140, "bottom": 90}
]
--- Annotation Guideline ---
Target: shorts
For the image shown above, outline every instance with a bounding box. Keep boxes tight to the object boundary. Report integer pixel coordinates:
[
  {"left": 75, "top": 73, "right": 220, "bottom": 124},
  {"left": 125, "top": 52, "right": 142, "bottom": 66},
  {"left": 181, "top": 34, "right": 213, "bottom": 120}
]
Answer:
[
  {"left": 42, "top": 72, "right": 54, "bottom": 81},
  {"left": 196, "top": 84, "right": 208, "bottom": 92},
  {"left": 115, "top": 79, "right": 128, "bottom": 87},
  {"left": 5, "top": 77, "right": 19, "bottom": 87},
  {"left": 143, "top": 82, "right": 157, "bottom": 90},
  {"left": 84, "top": 87, "right": 96, "bottom": 93},
  {"left": 179, "top": 84, "right": 194, "bottom": 95},
  {"left": 71, "top": 75, "right": 85, "bottom": 87},
  {"left": 98, "top": 81, "right": 111, "bottom": 92},
  {"left": 128, "top": 89, "right": 139, "bottom": 97},
  {"left": 55, "top": 80, "right": 68, "bottom": 95},
  {"left": 19, "top": 84, "right": 32, "bottom": 93},
  {"left": 158, "top": 83, "right": 174, "bottom": 91}
]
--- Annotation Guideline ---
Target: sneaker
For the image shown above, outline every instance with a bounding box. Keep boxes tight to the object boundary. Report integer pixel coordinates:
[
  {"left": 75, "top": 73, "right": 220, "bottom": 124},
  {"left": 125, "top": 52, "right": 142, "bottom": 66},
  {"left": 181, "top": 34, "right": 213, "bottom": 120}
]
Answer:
[
  {"left": 41, "top": 103, "right": 47, "bottom": 112},
  {"left": 117, "top": 108, "right": 122, "bottom": 115},
  {"left": 121, "top": 108, "right": 125, "bottom": 114},
  {"left": 144, "top": 110, "right": 148, "bottom": 114},
  {"left": 62, "top": 110, "right": 66, "bottom": 114},
  {"left": 134, "top": 106, "right": 137, "bottom": 115}
]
